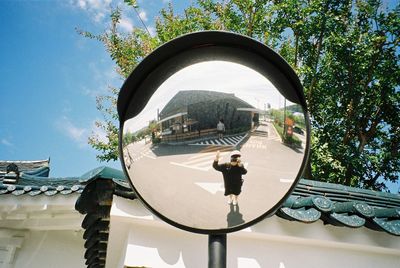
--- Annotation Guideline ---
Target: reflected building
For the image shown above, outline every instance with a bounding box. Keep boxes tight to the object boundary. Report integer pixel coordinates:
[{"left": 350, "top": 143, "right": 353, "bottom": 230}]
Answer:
[{"left": 158, "top": 90, "right": 260, "bottom": 142}]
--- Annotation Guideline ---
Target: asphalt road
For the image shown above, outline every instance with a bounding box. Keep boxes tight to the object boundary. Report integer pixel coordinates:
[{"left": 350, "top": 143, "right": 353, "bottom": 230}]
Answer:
[{"left": 124, "top": 121, "right": 306, "bottom": 231}]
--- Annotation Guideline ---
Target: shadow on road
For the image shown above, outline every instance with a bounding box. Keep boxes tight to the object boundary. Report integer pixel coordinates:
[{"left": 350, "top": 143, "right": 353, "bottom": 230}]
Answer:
[
  {"left": 234, "top": 132, "right": 251, "bottom": 151},
  {"left": 282, "top": 143, "right": 304, "bottom": 154},
  {"left": 150, "top": 144, "right": 203, "bottom": 156},
  {"left": 227, "top": 204, "right": 245, "bottom": 227}
]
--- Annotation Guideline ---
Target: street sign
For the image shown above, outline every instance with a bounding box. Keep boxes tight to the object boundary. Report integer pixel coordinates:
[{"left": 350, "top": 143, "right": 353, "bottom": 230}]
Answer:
[
  {"left": 285, "top": 117, "right": 294, "bottom": 126},
  {"left": 118, "top": 31, "right": 310, "bottom": 234}
]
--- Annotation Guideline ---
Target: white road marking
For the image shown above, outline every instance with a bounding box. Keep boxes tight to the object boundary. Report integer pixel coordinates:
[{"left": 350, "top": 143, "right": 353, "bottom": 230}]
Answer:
[
  {"left": 195, "top": 182, "right": 224, "bottom": 194},
  {"left": 170, "top": 162, "right": 210, "bottom": 171},
  {"left": 189, "top": 134, "right": 247, "bottom": 146},
  {"left": 280, "top": 179, "right": 294, "bottom": 183},
  {"left": 142, "top": 153, "right": 156, "bottom": 159},
  {"left": 188, "top": 151, "right": 229, "bottom": 160}
]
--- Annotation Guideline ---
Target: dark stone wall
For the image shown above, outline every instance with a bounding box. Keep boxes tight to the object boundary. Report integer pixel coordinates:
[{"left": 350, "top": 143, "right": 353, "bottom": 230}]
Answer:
[{"left": 188, "top": 98, "right": 252, "bottom": 132}]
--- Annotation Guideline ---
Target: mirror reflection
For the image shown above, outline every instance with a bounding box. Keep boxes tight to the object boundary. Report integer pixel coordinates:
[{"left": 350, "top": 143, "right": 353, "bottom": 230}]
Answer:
[{"left": 122, "top": 61, "right": 307, "bottom": 230}]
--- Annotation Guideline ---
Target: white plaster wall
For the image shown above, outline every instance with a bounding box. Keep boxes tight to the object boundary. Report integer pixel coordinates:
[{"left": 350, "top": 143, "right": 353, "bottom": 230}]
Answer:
[
  {"left": 108, "top": 196, "right": 400, "bottom": 268},
  {"left": 124, "top": 224, "right": 208, "bottom": 268},
  {"left": 228, "top": 234, "right": 400, "bottom": 268},
  {"left": 118, "top": 224, "right": 400, "bottom": 268},
  {"left": 11, "top": 230, "right": 85, "bottom": 268}
]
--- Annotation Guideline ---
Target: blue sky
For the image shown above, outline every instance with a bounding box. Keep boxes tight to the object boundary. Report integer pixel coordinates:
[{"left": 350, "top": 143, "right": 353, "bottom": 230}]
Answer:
[{"left": 0, "top": 0, "right": 186, "bottom": 177}]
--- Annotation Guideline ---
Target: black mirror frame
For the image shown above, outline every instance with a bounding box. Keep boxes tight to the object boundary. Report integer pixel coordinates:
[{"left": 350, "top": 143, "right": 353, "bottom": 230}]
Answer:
[{"left": 118, "top": 31, "right": 311, "bottom": 234}]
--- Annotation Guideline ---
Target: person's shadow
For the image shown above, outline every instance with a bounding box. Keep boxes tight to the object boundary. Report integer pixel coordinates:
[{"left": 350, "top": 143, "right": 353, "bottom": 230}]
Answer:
[{"left": 227, "top": 204, "right": 245, "bottom": 227}]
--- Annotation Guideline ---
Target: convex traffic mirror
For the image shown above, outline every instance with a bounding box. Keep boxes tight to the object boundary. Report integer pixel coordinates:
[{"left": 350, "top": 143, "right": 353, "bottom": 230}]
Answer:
[{"left": 118, "top": 31, "right": 310, "bottom": 234}]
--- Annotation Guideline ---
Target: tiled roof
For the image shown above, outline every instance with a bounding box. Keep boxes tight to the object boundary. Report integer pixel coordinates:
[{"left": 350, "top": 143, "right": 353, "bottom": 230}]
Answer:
[
  {"left": 0, "top": 171, "right": 84, "bottom": 196},
  {"left": 1, "top": 166, "right": 399, "bottom": 268},
  {"left": 0, "top": 159, "right": 50, "bottom": 176},
  {"left": 280, "top": 179, "right": 400, "bottom": 236}
]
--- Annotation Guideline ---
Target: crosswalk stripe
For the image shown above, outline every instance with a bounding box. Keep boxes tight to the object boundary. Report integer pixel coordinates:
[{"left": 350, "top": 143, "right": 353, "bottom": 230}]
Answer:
[
  {"left": 220, "top": 139, "right": 228, "bottom": 145},
  {"left": 181, "top": 156, "right": 215, "bottom": 165},
  {"left": 227, "top": 137, "right": 237, "bottom": 144},
  {"left": 141, "top": 153, "right": 156, "bottom": 159},
  {"left": 170, "top": 146, "right": 249, "bottom": 172},
  {"left": 204, "top": 146, "right": 228, "bottom": 152},
  {"left": 189, "top": 151, "right": 229, "bottom": 160},
  {"left": 170, "top": 162, "right": 209, "bottom": 171},
  {"left": 188, "top": 134, "right": 247, "bottom": 146},
  {"left": 196, "top": 161, "right": 214, "bottom": 168}
]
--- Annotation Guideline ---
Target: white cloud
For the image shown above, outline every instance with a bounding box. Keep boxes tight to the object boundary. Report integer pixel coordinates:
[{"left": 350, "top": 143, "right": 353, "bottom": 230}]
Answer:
[
  {"left": 77, "top": 0, "right": 112, "bottom": 10},
  {"left": 90, "top": 120, "right": 109, "bottom": 143},
  {"left": 139, "top": 10, "right": 148, "bottom": 22},
  {"left": 71, "top": 0, "right": 113, "bottom": 23},
  {"left": 119, "top": 17, "right": 134, "bottom": 32},
  {"left": 56, "top": 116, "right": 89, "bottom": 147},
  {"left": 71, "top": 0, "right": 149, "bottom": 34},
  {"left": 77, "top": 0, "right": 87, "bottom": 9},
  {"left": 94, "top": 12, "right": 105, "bottom": 22},
  {"left": 148, "top": 26, "right": 156, "bottom": 37},
  {"left": 56, "top": 116, "right": 111, "bottom": 148},
  {"left": 1, "top": 138, "right": 13, "bottom": 147},
  {"left": 81, "top": 61, "right": 120, "bottom": 98}
]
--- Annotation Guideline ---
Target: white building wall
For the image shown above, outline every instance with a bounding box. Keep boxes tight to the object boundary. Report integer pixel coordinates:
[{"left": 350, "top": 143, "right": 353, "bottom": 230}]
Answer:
[
  {"left": 11, "top": 230, "right": 86, "bottom": 268},
  {"left": 0, "top": 195, "right": 85, "bottom": 268},
  {"left": 108, "top": 196, "right": 400, "bottom": 268}
]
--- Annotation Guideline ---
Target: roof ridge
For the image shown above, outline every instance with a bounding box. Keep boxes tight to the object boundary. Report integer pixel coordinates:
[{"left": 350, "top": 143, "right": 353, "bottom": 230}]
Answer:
[
  {"left": 299, "top": 179, "right": 400, "bottom": 198},
  {"left": 0, "top": 159, "right": 50, "bottom": 164},
  {"left": 296, "top": 179, "right": 400, "bottom": 208}
]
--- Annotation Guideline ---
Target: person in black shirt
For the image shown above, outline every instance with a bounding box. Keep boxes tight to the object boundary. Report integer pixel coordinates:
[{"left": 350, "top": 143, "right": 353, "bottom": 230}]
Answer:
[{"left": 213, "top": 150, "right": 247, "bottom": 205}]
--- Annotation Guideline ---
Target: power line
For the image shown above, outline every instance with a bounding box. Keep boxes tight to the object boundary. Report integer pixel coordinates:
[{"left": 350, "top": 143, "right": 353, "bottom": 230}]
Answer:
[{"left": 133, "top": 6, "right": 152, "bottom": 36}]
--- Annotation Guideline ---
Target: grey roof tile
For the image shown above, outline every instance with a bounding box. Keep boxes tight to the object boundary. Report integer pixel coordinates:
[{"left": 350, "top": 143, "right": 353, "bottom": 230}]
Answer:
[
  {"left": 278, "top": 207, "right": 321, "bottom": 223},
  {"left": 330, "top": 213, "right": 366, "bottom": 228},
  {"left": 373, "top": 218, "right": 400, "bottom": 235},
  {"left": 0, "top": 159, "right": 50, "bottom": 173}
]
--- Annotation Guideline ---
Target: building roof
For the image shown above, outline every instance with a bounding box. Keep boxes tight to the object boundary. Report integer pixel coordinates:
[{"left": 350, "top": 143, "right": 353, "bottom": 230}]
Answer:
[
  {"left": 280, "top": 179, "right": 400, "bottom": 235},
  {"left": 159, "top": 90, "right": 254, "bottom": 119},
  {"left": 0, "top": 166, "right": 130, "bottom": 197},
  {"left": 0, "top": 159, "right": 50, "bottom": 177},
  {"left": 1, "top": 165, "right": 399, "bottom": 268}
]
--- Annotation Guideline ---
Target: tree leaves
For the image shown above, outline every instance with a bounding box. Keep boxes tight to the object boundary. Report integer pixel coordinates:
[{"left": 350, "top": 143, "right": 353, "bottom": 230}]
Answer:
[{"left": 81, "top": 0, "right": 399, "bottom": 192}]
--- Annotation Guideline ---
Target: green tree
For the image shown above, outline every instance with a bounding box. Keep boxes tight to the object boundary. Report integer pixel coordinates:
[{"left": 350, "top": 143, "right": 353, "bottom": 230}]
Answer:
[
  {"left": 83, "top": 0, "right": 399, "bottom": 191},
  {"left": 123, "top": 132, "right": 137, "bottom": 145}
]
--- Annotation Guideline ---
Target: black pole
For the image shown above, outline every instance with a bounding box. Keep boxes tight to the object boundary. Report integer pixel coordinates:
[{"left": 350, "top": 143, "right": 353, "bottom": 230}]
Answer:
[{"left": 208, "top": 234, "right": 227, "bottom": 268}]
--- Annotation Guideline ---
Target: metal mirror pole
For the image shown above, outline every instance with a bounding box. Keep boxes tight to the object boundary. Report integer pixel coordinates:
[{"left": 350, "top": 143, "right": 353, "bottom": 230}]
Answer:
[{"left": 208, "top": 234, "right": 227, "bottom": 268}]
